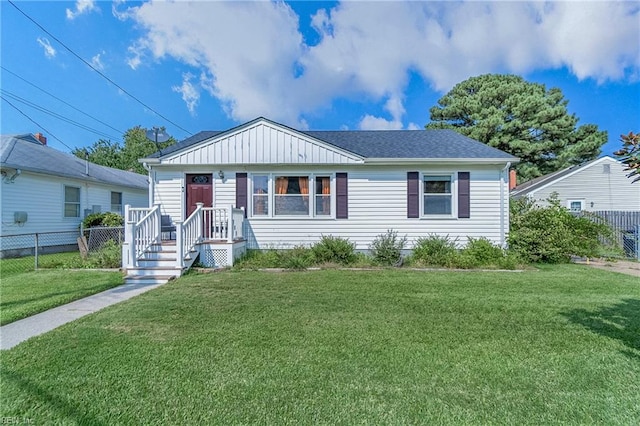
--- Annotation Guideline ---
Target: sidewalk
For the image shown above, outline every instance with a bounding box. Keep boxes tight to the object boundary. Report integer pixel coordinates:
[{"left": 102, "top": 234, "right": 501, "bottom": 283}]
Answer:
[{"left": 0, "top": 281, "right": 166, "bottom": 351}]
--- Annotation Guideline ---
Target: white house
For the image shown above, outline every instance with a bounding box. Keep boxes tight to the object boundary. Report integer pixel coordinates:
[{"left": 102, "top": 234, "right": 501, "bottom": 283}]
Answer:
[
  {"left": 1, "top": 133, "right": 148, "bottom": 256},
  {"left": 511, "top": 156, "right": 640, "bottom": 212},
  {"left": 122, "top": 118, "right": 517, "bottom": 283}
]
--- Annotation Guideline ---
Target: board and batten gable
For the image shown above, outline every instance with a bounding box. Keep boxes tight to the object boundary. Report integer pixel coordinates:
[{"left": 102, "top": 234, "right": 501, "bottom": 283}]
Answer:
[
  {"left": 160, "top": 121, "right": 363, "bottom": 166},
  {"left": 1, "top": 170, "right": 147, "bottom": 237},
  {"left": 514, "top": 157, "right": 640, "bottom": 211}
]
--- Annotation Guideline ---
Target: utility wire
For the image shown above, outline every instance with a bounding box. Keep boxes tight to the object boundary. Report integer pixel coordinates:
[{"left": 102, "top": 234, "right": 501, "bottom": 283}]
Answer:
[
  {"left": 7, "top": 0, "right": 193, "bottom": 136},
  {"left": 2, "top": 65, "right": 125, "bottom": 135},
  {"left": 1, "top": 95, "right": 75, "bottom": 151},
  {"left": 1, "top": 89, "right": 122, "bottom": 141}
]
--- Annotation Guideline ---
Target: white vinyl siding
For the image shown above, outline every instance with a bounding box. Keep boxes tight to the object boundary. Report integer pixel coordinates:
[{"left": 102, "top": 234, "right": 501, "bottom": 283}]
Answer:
[
  {"left": 1, "top": 171, "right": 147, "bottom": 237},
  {"left": 155, "top": 165, "right": 507, "bottom": 250},
  {"left": 526, "top": 157, "right": 640, "bottom": 211}
]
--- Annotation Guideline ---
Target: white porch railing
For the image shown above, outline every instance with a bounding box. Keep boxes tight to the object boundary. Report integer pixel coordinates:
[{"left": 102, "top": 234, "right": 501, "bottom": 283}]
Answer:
[
  {"left": 123, "top": 204, "right": 161, "bottom": 267},
  {"left": 123, "top": 203, "right": 245, "bottom": 271}
]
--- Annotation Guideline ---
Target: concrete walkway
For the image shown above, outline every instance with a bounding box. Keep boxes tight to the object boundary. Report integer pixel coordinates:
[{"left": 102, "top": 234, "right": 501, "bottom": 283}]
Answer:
[{"left": 0, "top": 281, "right": 165, "bottom": 351}]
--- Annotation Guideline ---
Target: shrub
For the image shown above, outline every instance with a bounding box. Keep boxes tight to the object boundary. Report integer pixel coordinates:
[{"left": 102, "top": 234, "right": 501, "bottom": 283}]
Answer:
[
  {"left": 82, "top": 212, "right": 124, "bottom": 229},
  {"left": 279, "top": 246, "right": 316, "bottom": 270},
  {"left": 311, "top": 235, "right": 357, "bottom": 265},
  {"left": 234, "top": 249, "right": 282, "bottom": 270},
  {"left": 508, "top": 195, "right": 612, "bottom": 263},
  {"left": 461, "top": 237, "right": 505, "bottom": 265},
  {"left": 87, "top": 240, "right": 122, "bottom": 268},
  {"left": 411, "top": 234, "right": 459, "bottom": 267},
  {"left": 370, "top": 230, "right": 407, "bottom": 266}
]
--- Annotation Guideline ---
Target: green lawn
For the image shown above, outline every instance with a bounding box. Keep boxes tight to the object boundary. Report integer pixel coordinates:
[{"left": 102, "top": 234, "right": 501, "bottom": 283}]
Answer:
[
  {"left": 0, "top": 270, "right": 123, "bottom": 325},
  {"left": 1, "top": 265, "right": 639, "bottom": 424}
]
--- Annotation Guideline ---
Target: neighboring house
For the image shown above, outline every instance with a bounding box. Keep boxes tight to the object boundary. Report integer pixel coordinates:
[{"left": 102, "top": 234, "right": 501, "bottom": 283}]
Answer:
[
  {"left": 511, "top": 156, "right": 640, "bottom": 212},
  {"left": 1, "top": 133, "right": 148, "bottom": 255}
]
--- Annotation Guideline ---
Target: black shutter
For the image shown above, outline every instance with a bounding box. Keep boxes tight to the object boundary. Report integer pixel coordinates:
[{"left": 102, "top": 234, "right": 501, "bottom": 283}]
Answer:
[
  {"left": 458, "top": 172, "right": 470, "bottom": 219},
  {"left": 236, "top": 172, "right": 248, "bottom": 217},
  {"left": 336, "top": 172, "right": 348, "bottom": 219},
  {"left": 407, "top": 172, "right": 419, "bottom": 218}
]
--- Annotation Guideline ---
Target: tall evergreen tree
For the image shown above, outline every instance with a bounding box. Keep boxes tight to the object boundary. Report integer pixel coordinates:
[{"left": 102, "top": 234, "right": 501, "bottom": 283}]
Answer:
[{"left": 427, "top": 74, "right": 607, "bottom": 182}]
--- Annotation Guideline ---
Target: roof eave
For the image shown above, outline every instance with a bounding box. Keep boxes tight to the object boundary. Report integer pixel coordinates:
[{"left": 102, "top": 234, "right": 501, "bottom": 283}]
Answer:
[{"left": 363, "top": 157, "right": 519, "bottom": 165}]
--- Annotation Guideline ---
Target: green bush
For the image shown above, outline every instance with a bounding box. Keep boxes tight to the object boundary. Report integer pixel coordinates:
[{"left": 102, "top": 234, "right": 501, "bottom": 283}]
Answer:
[
  {"left": 82, "top": 212, "right": 124, "bottom": 229},
  {"left": 508, "top": 195, "right": 612, "bottom": 263},
  {"left": 462, "top": 237, "right": 505, "bottom": 265},
  {"left": 370, "top": 230, "right": 407, "bottom": 266},
  {"left": 411, "top": 234, "right": 459, "bottom": 267},
  {"left": 280, "top": 246, "right": 315, "bottom": 270},
  {"left": 311, "top": 235, "right": 357, "bottom": 265},
  {"left": 234, "top": 249, "right": 282, "bottom": 270},
  {"left": 87, "top": 240, "right": 122, "bottom": 268}
]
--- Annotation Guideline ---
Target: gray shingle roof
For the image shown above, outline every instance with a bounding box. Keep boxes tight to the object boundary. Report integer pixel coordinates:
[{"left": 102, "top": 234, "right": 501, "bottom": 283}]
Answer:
[
  {"left": 1, "top": 134, "right": 148, "bottom": 190},
  {"left": 146, "top": 117, "right": 517, "bottom": 161}
]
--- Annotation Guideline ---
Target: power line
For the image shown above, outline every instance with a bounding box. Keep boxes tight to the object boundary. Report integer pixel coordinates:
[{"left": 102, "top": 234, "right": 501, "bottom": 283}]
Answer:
[
  {"left": 1, "top": 95, "right": 75, "bottom": 151},
  {"left": 1, "top": 65, "right": 125, "bottom": 135},
  {"left": 1, "top": 89, "right": 122, "bottom": 141},
  {"left": 7, "top": 0, "right": 193, "bottom": 136}
]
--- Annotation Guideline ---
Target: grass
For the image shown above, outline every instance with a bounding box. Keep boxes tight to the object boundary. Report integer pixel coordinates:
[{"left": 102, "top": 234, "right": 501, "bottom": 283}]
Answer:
[
  {"left": 0, "top": 270, "right": 123, "bottom": 325},
  {"left": 0, "top": 252, "right": 84, "bottom": 276},
  {"left": 1, "top": 265, "right": 639, "bottom": 424}
]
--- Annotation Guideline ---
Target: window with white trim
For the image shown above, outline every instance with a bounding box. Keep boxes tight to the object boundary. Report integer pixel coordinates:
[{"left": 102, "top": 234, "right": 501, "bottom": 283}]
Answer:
[
  {"left": 568, "top": 200, "right": 584, "bottom": 212},
  {"left": 423, "top": 175, "right": 453, "bottom": 216},
  {"left": 64, "top": 185, "right": 81, "bottom": 218},
  {"left": 250, "top": 174, "right": 332, "bottom": 218},
  {"left": 111, "top": 192, "right": 122, "bottom": 214}
]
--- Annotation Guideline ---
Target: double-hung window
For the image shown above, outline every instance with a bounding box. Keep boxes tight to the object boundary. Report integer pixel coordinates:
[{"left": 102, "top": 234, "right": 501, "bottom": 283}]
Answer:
[
  {"left": 568, "top": 200, "right": 584, "bottom": 212},
  {"left": 423, "top": 175, "right": 453, "bottom": 216},
  {"left": 64, "top": 185, "right": 81, "bottom": 218},
  {"left": 111, "top": 192, "right": 123, "bottom": 214},
  {"left": 251, "top": 174, "right": 332, "bottom": 218}
]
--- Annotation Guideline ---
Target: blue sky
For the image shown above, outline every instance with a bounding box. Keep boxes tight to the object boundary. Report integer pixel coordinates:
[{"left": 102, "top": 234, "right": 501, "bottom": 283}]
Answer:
[{"left": 1, "top": 0, "right": 639, "bottom": 159}]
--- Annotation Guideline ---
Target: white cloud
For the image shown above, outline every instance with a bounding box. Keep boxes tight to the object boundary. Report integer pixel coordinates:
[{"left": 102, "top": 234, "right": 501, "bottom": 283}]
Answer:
[
  {"left": 66, "top": 0, "right": 97, "bottom": 20},
  {"left": 91, "top": 51, "right": 105, "bottom": 71},
  {"left": 359, "top": 115, "right": 403, "bottom": 130},
  {"left": 36, "top": 37, "right": 56, "bottom": 58},
  {"left": 172, "top": 73, "right": 200, "bottom": 115},
  {"left": 123, "top": 1, "right": 640, "bottom": 126}
]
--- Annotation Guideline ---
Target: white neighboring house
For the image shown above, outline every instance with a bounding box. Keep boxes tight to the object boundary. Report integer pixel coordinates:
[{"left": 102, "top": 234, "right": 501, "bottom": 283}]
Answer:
[
  {"left": 121, "top": 117, "right": 518, "bottom": 284},
  {"left": 1, "top": 133, "right": 148, "bottom": 256},
  {"left": 511, "top": 156, "right": 640, "bottom": 212}
]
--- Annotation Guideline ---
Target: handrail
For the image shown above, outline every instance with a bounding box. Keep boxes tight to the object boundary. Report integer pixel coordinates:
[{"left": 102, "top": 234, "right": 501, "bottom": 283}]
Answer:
[
  {"left": 202, "top": 207, "right": 229, "bottom": 240},
  {"left": 123, "top": 204, "right": 160, "bottom": 268},
  {"left": 179, "top": 203, "right": 203, "bottom": 268}
]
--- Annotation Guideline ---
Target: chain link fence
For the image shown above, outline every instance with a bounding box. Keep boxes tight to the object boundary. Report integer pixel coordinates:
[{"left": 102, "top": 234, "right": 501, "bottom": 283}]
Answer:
[{"left": 0, "top": 227, "right": 125, "bottom": 275}]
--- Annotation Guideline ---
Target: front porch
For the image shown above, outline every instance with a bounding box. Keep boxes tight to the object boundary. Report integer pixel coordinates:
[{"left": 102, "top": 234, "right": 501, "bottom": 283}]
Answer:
[{"left": 122, "top": 203, "right": 246, "bottom": 284}]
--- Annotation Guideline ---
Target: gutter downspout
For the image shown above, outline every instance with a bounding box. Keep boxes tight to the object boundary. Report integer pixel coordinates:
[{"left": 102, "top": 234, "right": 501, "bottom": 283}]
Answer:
[
  {"left": 142, "top": 162, "right": 154, "bottom": 208},
  {"left": 500, "top": 162, "right": 511, "bottom": 248}
]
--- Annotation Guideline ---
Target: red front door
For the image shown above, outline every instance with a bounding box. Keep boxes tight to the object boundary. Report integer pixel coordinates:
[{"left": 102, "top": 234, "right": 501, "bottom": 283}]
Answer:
[{"left": 185, "top": 174, "right": 213, "bottom": 218}]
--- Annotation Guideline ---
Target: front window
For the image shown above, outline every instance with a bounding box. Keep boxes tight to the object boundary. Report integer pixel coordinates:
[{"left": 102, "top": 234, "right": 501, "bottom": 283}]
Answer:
[
  {"left": 315, "top": 176, "right": 331, "bottom": 216},
  {"left": 64, "top": 186, "right": 80, "bottom": 218},
  {"left": 423, "top": 175, "right": 452, "bottom": 215},
  {"left": 250, "top": 174, "right": 332, "bottom": 218},
  {"left": 111, "top": 192, "right": 122, "bottom": 214},
  {"left": 275, "top": 176, "right": 309, "bottom": 216},
  {"left": 252, "top": 175, "right": 269, "bottom": 216}
]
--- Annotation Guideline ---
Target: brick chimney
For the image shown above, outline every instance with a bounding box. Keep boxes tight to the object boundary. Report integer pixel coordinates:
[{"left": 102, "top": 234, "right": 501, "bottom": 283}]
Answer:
[
  {"left": 509, "top": 169, "right": 517, "bottom": 190},
  {"left": 34, "top": 133, "right": 47, "bottom": 145}
]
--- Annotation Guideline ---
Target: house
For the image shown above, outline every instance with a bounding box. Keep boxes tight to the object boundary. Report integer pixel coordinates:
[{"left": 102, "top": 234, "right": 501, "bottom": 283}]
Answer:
[
  {"left": 511, "top": 156, "right": 640, "bottom": 212},
  {"left": 1, "top": 133, "right": 148, "bottom": 257},
  {"left": 122, "top": 117, "right": 517, "bottom": 283}
]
